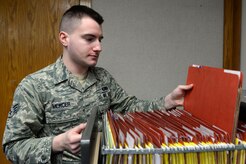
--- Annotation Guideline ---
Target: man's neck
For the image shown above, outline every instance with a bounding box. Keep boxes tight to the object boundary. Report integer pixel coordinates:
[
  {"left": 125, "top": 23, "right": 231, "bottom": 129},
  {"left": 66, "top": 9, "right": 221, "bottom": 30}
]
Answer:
[{"left": 62, "top": 54, "right": 88, "bottom": 76}]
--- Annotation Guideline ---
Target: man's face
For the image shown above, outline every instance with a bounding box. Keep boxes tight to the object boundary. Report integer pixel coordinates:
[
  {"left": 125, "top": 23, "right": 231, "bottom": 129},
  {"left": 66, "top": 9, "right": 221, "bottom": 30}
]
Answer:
[{"left": 61, "top": 16, "right": 103, "bottom": 70}]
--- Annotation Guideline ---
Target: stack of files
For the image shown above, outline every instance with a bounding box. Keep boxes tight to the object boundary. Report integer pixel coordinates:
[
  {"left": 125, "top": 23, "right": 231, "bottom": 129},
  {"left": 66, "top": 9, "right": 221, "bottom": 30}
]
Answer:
[{"left": 101, "top": 65, "right": 246, "bottom": 164}]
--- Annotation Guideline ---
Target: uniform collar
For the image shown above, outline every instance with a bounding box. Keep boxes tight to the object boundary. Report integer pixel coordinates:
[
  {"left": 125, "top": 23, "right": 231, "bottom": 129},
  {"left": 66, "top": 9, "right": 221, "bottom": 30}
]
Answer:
[{"left": 53, "top": 56, "right": 70, "bottom": 85}]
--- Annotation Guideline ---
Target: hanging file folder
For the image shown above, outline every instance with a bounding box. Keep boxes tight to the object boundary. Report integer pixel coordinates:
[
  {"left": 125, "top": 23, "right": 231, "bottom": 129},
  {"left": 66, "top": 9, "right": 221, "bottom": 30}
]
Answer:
[{"left": 101, "top": 65, "right": 246, "bottom": 164}]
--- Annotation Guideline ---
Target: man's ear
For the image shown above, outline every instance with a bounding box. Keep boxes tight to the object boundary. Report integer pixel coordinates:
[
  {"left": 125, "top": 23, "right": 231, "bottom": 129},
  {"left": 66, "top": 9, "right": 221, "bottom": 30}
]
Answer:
[{"left": 59, "top": 31, "right": 69, "bottom": 47}]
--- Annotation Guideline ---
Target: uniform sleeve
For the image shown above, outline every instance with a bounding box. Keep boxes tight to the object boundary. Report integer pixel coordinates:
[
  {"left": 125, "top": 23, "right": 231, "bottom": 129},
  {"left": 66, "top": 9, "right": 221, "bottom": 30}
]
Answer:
[
  {"left": 2, "top": 78, "right": 53, "bottom": 164},
  {"left": 104, "top": 70, "right": 166, "bottom": 113}
]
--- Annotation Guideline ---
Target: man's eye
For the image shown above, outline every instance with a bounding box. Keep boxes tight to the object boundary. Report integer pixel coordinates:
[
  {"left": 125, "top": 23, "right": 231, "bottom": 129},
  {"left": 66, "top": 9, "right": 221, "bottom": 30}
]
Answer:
[
  {"left": 85, "top": 37, "right": 95, "bottom": 42},
  {"left": 82, "top": 35, "right": 103, "bottom": 43}
]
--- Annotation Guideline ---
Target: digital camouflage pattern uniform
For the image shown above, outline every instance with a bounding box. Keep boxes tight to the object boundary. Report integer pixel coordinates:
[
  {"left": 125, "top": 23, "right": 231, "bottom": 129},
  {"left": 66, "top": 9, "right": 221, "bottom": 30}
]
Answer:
[{"left": 2, "top": 57, "right": 166, "bottom": 163}]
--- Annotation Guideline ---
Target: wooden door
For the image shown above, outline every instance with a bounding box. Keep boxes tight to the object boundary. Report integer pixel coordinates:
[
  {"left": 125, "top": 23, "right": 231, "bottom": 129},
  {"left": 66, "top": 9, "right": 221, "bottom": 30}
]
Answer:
[
  {"left": 223, "top": 0, "right": 242, "bottom": 70},
  {"left": 0, "top": 0, "right": 92, "bottom": 163}
]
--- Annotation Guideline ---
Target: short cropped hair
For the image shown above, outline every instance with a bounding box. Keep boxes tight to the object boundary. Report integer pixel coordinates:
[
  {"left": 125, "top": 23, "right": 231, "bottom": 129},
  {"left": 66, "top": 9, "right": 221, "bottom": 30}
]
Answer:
[{"left": 59, "top": 5, "right": 104, "bottom": 33}]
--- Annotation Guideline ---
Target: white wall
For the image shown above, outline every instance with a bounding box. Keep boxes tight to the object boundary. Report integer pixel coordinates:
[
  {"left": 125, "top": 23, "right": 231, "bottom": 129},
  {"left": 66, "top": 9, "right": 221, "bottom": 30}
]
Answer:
[{"left": 93, "top": 0, "right": 224, "bottom": 99}]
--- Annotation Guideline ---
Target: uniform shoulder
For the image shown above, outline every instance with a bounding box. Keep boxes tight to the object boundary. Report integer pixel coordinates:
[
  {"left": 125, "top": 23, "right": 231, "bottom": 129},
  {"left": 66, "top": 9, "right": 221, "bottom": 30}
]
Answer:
[
  {"left": 20, "top": 63, "right": 56, "bottom": 87},
  {"left": 31, "top": 63, "right": 55, "bottom": 78}
]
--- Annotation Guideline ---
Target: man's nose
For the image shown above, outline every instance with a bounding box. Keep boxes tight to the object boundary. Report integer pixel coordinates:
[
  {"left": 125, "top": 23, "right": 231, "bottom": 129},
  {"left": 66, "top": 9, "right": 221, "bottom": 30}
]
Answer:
[{"left": 93, "top": 40, "right": 102, "bottom": 52}]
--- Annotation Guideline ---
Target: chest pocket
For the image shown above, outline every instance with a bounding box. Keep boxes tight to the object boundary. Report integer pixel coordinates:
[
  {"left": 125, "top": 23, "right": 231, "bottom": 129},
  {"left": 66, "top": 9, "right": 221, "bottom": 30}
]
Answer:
[{"left": 45, "top": 100, "right": 81, "bottom": 135}]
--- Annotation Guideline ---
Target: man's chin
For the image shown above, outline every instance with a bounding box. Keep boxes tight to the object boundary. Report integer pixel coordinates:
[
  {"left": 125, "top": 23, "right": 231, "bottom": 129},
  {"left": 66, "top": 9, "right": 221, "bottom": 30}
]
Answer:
[{"left": 89, "top": 62, "right": 97, "bottom": 67}]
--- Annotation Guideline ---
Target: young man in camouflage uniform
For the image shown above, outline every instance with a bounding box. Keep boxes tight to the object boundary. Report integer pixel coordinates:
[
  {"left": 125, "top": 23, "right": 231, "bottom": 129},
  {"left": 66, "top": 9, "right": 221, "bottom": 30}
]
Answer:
[{"left": 2, "top": 5, "right": 193, "bottom": 163}]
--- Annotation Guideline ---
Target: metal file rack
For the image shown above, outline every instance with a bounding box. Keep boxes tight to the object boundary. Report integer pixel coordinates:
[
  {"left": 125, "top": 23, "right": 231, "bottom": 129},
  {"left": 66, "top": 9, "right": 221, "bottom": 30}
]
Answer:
[
  {"left": 101, "top": 144, "right": 246, "bottom": 155},
  {"left": 100, "top": 107, "right": 246, "bottom": 163},
  {"left": 80, "top": 105, "right": 246, "bottom": 163},
  {"left": 101, "top": 111, "right": 246, "bottom": 155}
]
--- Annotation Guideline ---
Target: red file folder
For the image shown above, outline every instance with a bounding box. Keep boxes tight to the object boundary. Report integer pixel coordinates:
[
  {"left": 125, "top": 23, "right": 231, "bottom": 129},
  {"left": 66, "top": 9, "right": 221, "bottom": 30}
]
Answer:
[{"left": 184, "top": 65, "right": 243, "bottom": 142}]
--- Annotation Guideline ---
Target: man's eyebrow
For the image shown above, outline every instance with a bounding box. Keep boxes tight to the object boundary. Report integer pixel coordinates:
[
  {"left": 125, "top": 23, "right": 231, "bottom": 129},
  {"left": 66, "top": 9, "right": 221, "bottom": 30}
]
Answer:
[{"left": 82, "top": 34, "right": 104, "bottom": 38}]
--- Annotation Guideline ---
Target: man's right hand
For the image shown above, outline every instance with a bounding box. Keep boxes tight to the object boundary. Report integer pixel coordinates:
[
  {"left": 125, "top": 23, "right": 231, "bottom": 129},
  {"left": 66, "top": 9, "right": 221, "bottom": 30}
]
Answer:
[{"left": 52, "top": 123, "right": 87, "bottom": 154}]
